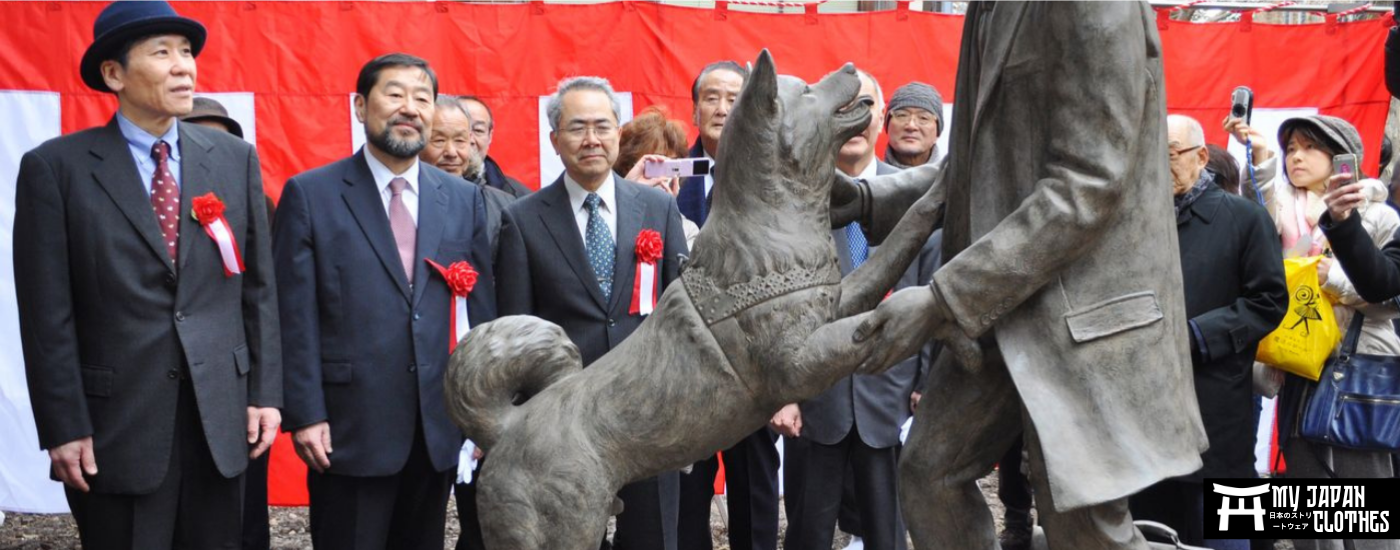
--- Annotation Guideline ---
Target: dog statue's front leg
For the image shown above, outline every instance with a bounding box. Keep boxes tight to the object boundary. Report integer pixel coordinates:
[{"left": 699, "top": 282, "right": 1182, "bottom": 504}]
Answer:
[
  {"left": 782, "top": 312, "right": 881, "bottom": 399},
  {"left": 837, "top": 165, "right": 946, "bottom": 318}
]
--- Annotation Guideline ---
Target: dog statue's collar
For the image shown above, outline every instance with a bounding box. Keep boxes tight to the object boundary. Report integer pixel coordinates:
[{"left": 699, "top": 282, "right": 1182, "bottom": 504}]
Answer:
[{"left": 683, "top": 264, "right": 841, "bottom": 326}]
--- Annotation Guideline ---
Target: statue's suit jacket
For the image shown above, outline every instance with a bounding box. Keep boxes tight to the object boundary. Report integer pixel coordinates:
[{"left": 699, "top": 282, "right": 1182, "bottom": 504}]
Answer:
[
  {"left": 804, "top": 161, "right": 931, "bottom": 449},
  {"left": 933, "top": 1, "right": 1207, "bottom": 510},
  {"left": 496, "top": 175, "right": 686, "bottom": 366},
  {"left": 14, "top": 119, "right": 281, "bottom": 495},
  {"left": 274, "top": 150, "right": 495, "bottom": 476}
]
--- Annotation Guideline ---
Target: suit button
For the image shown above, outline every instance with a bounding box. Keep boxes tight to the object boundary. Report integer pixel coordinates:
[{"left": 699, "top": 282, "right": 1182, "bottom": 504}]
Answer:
[
  {"left": 607, "top": 318, "right": 616, "bottom": 327},
  {"left": 408, "top": 364, "right": 418, "bottom": 373},
  {"left": 413, "top": 312, "right": 421, "bottom": 321},
  {"left": 164, "top": 274, "right": 176, "bottom": 288},
  {"left": 167, "top": 369, "right": 179, "bottom": 380},
  {"left": 175, "top": 311, "right": 186, "bottom": 322}
]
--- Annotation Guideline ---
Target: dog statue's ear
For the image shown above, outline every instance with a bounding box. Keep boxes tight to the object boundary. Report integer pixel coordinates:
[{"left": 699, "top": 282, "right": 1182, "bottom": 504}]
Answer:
[{"left": 743, "top": 49, "right": 778, "bottom": 116}]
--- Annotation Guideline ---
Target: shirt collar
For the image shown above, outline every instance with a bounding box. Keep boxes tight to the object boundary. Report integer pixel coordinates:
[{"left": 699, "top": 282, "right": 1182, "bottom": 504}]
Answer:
[
  {"left": 117, "top": 111, "right": 181, "bottom": 163},
  {"left": 564, "top": 172, "right": 617, "bottom": 214},
  {"left": 363, "top": 148, "right": 420, "bottom": 196},
  {"left": 856, "top": 158, "right": 879, "bottom": 180}
]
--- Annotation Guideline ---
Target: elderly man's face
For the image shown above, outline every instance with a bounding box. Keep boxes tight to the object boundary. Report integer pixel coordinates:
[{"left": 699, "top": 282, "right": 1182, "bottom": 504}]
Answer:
[
  {"left": 102, "top": 34, "right": 198, "bottom": 123},
  {"left": 461, "top": 98, "right": 494, "bottom": 157},
  {"left": 422, "top": 107, "right": 475, "bottom": 177},
  {"left": 693, "top": 68, "right": 745, "bottom": 153},
  {"left": 887, "top": 107, "right": 939, "bottom": 159},
  {"left": 1167, "top": 122, "right": 1208, "bottom": 196},
  {"left": 355, "top": 65, "right": 434, "bottom": 160},
  {"left": 550, "top": 89, "right": 619, "bottom": 186}
]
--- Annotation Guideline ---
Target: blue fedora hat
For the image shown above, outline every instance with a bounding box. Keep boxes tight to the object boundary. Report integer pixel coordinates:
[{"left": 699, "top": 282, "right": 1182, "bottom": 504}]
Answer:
[{"left": 80, "top": 1, "right": 207, "bottom": 93}]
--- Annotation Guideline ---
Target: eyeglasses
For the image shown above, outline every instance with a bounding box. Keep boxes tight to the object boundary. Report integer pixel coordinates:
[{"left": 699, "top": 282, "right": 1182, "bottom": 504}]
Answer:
[
  {"left": 889, "top": 110, "right": 938, "bottom": 128},
  {"left": 561, "top": 122, "right": 617, "bottom": 140},
  {"left": 1168, "top": 145, "right": 1203, "bottom": 161}
]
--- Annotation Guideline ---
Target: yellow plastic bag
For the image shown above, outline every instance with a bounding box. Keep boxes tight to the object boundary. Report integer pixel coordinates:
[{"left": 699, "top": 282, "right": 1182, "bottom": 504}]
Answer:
[{"left": 1255, "top": 256, "right": 1341, "bottom": 381}]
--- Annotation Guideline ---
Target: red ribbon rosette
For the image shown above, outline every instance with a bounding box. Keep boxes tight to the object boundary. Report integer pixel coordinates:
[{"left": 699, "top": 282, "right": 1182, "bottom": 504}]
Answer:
[
  {"left": 629, "top": 229, "right": 664, "bottom": 315},
  {"left": 426, "top": 259, "right": 478, "bottom": 352},
  {"left": 190, "top": 192, "right": 244, "bottom": 277}
]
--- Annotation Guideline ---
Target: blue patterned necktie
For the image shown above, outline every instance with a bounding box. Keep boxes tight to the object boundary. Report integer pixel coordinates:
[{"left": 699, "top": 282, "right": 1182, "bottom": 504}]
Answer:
[
  {"left": 584, "top": 193, "right": 615, "bottom": 300},
  {"left": 846, "top": 221, "right": 869, "bottom": 269}
]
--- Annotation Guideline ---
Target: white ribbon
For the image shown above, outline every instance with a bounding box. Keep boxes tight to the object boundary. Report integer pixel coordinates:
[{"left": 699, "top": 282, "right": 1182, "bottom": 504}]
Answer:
[
  {"left": 205, "top": 217, "right": 243, "bottom": 276},
  {"left": 638, "top": 262, "right": 656, "bottom": 315}
]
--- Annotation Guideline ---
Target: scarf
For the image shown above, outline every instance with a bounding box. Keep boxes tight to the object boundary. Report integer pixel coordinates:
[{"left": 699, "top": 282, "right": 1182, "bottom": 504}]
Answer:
[{"left": 1174, "top": 170, "right": 1212, "bottom": 217}]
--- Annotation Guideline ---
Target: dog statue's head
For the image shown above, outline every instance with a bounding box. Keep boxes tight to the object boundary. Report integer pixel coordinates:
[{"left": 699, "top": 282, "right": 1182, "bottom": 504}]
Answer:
[{"left": 713, "top": 50, "right": 873, "bottom": 209}]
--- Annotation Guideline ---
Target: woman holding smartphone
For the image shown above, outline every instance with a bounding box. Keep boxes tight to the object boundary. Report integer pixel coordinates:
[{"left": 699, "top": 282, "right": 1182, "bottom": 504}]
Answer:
[{"left": 1234, "top": 114, "right": 1400, "bottom": 550}]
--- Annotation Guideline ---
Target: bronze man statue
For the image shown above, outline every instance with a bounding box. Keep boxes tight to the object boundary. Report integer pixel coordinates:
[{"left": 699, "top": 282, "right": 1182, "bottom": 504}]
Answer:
[{"left": 846, "top": 2, "right": 1209, "bottom": 548}]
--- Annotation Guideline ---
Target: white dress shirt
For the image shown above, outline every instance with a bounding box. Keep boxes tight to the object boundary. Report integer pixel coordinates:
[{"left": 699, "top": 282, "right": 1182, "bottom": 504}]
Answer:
[
  {"left": 702, "top": 149, "right": 716, "bottom": 198},
  {"left": 364, "top": 148, "right": 421, "bottom": 226},
  {"left": 849, "top": 156, "right": 879, "bottom": 181},
  {"left": 563, "top": 173, "right": 618, "bottom": 242}
]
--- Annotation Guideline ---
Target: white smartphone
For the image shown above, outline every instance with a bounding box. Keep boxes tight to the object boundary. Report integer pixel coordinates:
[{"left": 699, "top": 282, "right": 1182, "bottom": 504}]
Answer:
[{"left": 643, "top": 157, "right": 711, "bottom": 179}]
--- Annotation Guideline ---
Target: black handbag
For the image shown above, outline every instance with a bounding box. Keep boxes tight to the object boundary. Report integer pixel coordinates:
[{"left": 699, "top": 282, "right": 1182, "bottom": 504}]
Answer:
[{"left": 1299, "top": 312, "right": 1400, "bottom": 452}]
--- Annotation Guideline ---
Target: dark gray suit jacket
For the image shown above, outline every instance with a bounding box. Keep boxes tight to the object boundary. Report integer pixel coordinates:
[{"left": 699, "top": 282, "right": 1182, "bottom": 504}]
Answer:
[
  {"left": 14, "top": 118, "right": 281, "bottom": 495},
  {"left": 496, "top": 175, "right": 686, "bottom": 366},
  {"left": 802, "top": 161, "right": 940, "bottom": 448},
  {"left": 274, "top": 151, "right": 496, "bottom": 476}
]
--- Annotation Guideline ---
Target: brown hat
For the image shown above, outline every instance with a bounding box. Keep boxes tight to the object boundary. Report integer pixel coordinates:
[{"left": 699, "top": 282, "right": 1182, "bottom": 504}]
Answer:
[{"left": 181, "top": 96, "right": 243, "bottom": 138}]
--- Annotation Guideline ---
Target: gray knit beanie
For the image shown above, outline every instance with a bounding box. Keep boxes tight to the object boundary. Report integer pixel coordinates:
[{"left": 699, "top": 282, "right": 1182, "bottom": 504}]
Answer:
[{"left": 885, "top": 82, "right": 944, "bottom": 134}]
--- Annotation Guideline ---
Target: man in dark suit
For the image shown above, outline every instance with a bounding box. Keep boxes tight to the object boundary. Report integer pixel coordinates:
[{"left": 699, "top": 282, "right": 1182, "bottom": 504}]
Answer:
[
  {"left": 673, "top": 60, "right": 784, "bottom": 550},
  {"left": 14, "top": 2, "right": 281, "bottom": 548},
  {"left": 1129, "top": 115, "right": 1287, "bottom": 547},
  {"left": 496, "top": 76, "right": 686, "bottom": 550},
  {"left": 274, "top": 53, "right": 496, "bottom": 549},
  {"left": 775, "top": 71, "right": 925, "bottom": 550},
  {"left": 458, "top": 95, "right": 532, "bottom": 199}
]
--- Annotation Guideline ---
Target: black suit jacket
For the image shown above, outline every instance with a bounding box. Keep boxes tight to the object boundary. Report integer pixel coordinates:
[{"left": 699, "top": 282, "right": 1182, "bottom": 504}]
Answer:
[
  {"left": 274, "top": 150, "right": 495, "bottom": 476},
  {"left": 1322, "top": 210, "right": 1400, "bottom": 303},
  {"left": 14, "top": 118, "right": 281, "bottom": 494},
  {"left": 676, "top": 141, "right": 710, "bottom": 227},
  {"left": 480, "top": 156, "right": 533, "bottom": 200},
  {"left": 1177, "top": 182, "right": 1287, "bottom": 479},
  {"left": 496, "top": 175, "right": 686, "bottom": 366}
]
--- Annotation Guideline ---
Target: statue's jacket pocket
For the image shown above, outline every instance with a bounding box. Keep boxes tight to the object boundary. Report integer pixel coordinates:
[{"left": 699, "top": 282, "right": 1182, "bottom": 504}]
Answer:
[{"left": 1063, "top": 291, "right": 1163, "bottom": 344}]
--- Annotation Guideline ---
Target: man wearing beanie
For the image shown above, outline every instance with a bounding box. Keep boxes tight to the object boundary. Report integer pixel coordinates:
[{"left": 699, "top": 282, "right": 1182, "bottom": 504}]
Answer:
[
  {"left": 13, "top": 1, "right": 281, "bottom": 548},
  {"left": 882, "top": 82, "right": 944, "bottom": 169}
]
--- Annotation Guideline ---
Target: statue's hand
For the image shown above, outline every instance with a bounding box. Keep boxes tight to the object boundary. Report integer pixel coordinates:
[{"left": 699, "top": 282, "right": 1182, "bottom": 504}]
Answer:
[
  {"left": 853, "top": 284, "right": 982, "bottom": 375},
  {"left": 829, "top": 172, "right": 870, "bottom": 229}
]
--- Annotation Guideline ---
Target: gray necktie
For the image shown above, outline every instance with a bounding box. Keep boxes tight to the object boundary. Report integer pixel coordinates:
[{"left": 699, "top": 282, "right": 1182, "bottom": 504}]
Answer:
[
  {"left": 388, "top": 177, "right": 416, "bottom": 281},
  {"left": 584, "top": 193, "right": 615, "bottom": 300}
]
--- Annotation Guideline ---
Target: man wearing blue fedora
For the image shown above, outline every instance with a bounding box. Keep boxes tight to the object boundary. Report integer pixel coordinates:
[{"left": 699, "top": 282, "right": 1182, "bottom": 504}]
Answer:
[{"left": 12, "top": 2, "right": 281, "bottom": 548}]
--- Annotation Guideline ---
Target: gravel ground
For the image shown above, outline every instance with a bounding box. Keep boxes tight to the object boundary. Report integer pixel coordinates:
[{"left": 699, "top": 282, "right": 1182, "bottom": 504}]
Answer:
[{"left": 0, "top": 473, "right": 1297, "bottom": 549}]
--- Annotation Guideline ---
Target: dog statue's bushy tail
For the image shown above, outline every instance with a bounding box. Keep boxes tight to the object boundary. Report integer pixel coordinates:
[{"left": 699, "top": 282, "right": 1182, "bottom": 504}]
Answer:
[{"left": 445, "top": 315, "right": 583, "bottom": 450}]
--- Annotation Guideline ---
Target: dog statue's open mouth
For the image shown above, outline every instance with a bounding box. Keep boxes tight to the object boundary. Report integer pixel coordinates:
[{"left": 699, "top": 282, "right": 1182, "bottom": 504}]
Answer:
[{"left": 835, "top": 95, "right": 874, "bottom": 131}]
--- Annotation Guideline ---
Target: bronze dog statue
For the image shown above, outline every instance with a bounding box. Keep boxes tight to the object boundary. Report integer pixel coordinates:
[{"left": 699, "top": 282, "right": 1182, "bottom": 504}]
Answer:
[{"left": 444, "top": 50, "right": 944, "bottom": 549}]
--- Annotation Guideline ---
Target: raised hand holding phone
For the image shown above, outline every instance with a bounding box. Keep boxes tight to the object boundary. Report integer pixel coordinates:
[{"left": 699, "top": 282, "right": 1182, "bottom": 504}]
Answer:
[{"left": 1324, "top": 153, "right": 1366, "bottom": 222}]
